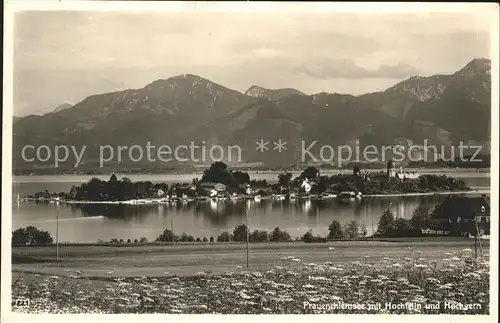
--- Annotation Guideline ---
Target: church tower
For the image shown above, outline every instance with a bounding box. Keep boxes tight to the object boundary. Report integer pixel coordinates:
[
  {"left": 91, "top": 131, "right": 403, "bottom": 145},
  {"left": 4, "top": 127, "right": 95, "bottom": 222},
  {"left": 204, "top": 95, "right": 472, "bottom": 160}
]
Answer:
[{"left": 387, "top": 160, "right": 396, "bottom": 178}]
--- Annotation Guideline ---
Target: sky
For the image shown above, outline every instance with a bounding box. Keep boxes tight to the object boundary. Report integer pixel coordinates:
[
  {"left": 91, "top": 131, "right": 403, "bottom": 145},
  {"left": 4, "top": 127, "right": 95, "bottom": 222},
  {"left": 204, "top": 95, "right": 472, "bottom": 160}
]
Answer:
[{"left": 13, "top": 10, "right": 492, "bottom": 116}]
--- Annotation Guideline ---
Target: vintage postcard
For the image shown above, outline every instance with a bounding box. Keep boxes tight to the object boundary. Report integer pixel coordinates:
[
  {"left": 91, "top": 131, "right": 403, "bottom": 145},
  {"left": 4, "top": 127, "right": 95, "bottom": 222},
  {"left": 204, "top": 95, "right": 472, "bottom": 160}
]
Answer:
[{"left": 2, "top": 1, "right": 499, "bottom": 322}]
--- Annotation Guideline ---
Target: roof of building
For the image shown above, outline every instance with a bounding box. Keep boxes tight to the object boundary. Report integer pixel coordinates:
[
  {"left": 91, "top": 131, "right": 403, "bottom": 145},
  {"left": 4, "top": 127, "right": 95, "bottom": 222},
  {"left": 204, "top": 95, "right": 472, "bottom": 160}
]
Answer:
[
  {"left": 433, "top": 196, "right": 490, "bottom": 219},
  {"left": 200, "top": 182, "right": 226, "bottom": 187},
  {"left": 200, "top": 182, "right": 226, "bottom": 191}
]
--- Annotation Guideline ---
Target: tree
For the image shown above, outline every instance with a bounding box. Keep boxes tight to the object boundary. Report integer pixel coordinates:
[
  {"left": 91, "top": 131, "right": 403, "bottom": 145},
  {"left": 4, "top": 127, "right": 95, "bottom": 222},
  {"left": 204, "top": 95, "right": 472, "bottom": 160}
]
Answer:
[
  {"left": 202, "top": 237, "right": 208, "bottom": 242},
  {"left": 232, "top": 224, "right": 248, "bottom": 242},
  {"left": 156, "top": 229, "right": 177, "bottom": 242},
  {"left": 217, "top": 232, "right": 232, "bottom": 242},
  {"left": 344, "top": 220, "right": 363, "bottom": 239},
  {"left": 233, "top": 171, "right": 251, "bottom": 186},
  {"left": 69, "top": 185, "right": 78, "bottom": 199},
  {"left": 359, "top": 222, "right": 368, "bottom": 237},
  {"left": 251, "top": 179, "right": 268, "bottom": 189},
  {"left": 139, "top": 237, "right": 148, "bottom": 244},
  {"left": 302, "top": 230, "right": 314, "bottom": 243},
  {"left": 300, "top": 167, "right": 319, "bottom": 180},
  {"left": 249, "top": 230, "right": 269, "bottom": 242},
  {"left": 209, "top": 236, "right": 214, "bottom": 243},
  {"left": 327, "top": 220, "right": 344, "bottom": 240},
  {"left": 126, "top": 238, "right": 131, "bottom": 243},
  {"left": 12, "top": 226, "right": 53, "bottom": 246},
  {"left": 390, "top": 218, "right": 415, "bottom": 237},
  {"left": 122, "top": 177, "right": 132, "bottom": 183},
  {"left": 302, "top": 230, "right": 326, "bottom": 243},
  {"left": 410, "top": 205, "right": 430, "bottom": 232},
  {"left": 12, "top": 228, "right": 29, "bottom": 246},
  {"left": 278, "top": 172, "right": 293, "bottom": 188},
  {"left": 201, "top": 162, "right": 237, "bottom": 188},
  {"left": 376, "top": 210, "right": 395, "bottom": 236},
  {"left": 179, "top": 233, "right": 189, "bottom": 242},
  {"left": 312, "top": 176, "right": 329, "bottom": 194},
  {"left": 270, "top": 227, "right": 291, "bottom": 242},
  {"left": 109, "top": 174, "right": 118, "bottom": 183}
]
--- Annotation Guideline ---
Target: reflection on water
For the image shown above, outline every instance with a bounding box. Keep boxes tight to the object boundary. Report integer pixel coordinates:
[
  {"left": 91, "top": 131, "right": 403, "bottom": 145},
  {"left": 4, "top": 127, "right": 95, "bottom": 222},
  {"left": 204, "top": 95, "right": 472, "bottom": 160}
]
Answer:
[
  {"left": 11, "top": 194, "right": 482, "bottom": 243},
  {"left": 11, "top": 174, "right": 490, "bottom": 243}
]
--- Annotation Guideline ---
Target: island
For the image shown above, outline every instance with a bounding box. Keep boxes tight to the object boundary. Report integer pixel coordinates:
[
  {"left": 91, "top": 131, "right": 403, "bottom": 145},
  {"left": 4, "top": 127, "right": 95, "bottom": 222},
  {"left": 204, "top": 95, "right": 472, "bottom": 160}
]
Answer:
[{"left": 19, "top": 161, "right": 472, "bottom": 204}]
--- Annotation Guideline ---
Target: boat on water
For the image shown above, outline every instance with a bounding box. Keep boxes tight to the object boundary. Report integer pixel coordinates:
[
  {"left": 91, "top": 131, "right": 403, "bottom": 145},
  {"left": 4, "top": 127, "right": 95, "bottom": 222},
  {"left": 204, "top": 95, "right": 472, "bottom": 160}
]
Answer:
[
  {"left": 48, "top": 196, "right": 60, "bottom": 204},
  {"left": 312, "top": 193, "right": 336, "bottom": 201},
  {"left": 271, "top": 194, "right": 286, "bottom": 201},
  {"left": 254, "top": 195, "right": 261, "bottom": 202},
  {"left": 337, "top": 191, "right": 362, "bottom": 202}
]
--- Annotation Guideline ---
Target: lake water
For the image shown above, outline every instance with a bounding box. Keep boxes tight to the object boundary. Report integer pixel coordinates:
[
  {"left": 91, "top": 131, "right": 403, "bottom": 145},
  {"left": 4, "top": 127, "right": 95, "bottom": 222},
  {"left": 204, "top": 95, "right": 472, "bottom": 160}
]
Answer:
[{"left": 12, "top": 172, "right": 490, "bottom": 243}]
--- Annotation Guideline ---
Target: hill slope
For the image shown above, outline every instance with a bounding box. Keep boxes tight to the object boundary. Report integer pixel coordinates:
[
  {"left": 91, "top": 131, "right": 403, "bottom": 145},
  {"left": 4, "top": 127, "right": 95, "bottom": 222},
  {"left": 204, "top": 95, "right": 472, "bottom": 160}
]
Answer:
[
  {"left": 13, "top": 59, "right": 491, "bottom": 171},
  {"left": 244, "top": 85, "right": 306, "bottom": 101}
]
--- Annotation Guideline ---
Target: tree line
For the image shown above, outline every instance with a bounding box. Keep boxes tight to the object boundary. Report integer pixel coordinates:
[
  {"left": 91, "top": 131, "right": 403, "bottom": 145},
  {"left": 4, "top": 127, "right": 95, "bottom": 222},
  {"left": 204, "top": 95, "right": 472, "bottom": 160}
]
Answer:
[
  {"left": 9, "top": 203, "right": 461, "bottom": 247},
  {"left": 27, "top": 162, "right": 468, "bottom": 202},
  {"left": 155, "top": 226, "right": 293, "bottom": 243}
]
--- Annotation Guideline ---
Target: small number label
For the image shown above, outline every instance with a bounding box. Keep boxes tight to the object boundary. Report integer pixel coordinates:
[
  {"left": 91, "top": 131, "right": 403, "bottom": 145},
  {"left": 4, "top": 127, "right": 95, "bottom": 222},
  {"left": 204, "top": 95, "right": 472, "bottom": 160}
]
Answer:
[{"left": 14, "top": 299, "right": 30, "bottom": 307}]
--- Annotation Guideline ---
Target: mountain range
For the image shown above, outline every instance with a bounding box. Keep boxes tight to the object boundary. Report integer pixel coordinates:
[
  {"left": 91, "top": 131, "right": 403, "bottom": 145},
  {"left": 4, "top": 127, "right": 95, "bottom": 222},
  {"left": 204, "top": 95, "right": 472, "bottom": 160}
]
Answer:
[
  {"left": 51, "top": 102, "right": 74, "bottom": 113},
  {"left": 13, "top": 58, "right": 491, "bottom": 171}
]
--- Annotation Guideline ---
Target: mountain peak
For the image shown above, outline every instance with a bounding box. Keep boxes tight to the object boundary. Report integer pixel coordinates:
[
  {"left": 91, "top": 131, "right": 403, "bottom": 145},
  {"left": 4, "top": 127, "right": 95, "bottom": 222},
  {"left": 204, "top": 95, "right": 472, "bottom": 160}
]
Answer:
[
  {"left": 454, "top": 58, "right": 491, "bottom": 81},
  {"left": 170, "top": 73, "right": 204, "bottom": 80},
  {"left": 145, "top": 74, "right": 209, "bottom": 87},
  {"left": 245, "top": 85, "right": 267, "bottom": 97},
  {"left": 244, "top": 85, "right": 305, "bottom": 101},
  {"left": 144, "top": 74, "right": 225, "bottom": 95},
  {"left": 460, "top": 58, "right": 491, "bottom": 73},
  {"left": 384, "top": 73, "right": 449, "bottom": 102}
]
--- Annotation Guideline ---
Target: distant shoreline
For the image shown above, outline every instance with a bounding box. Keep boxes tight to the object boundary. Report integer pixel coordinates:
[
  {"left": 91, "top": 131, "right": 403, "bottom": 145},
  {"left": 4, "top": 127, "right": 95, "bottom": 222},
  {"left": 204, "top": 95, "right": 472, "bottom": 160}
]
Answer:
[
  {"left": 12, "top": 167, "right": 491, "bottom": 177},
  {"left": 363, "top": 189, "right": 490, "bottom": 198},
  {"left": 11, "top": 169, "right": 492, "bottom": 184},
  {"left": 17, "top": 189, "right": 489, "bottom": 205}
]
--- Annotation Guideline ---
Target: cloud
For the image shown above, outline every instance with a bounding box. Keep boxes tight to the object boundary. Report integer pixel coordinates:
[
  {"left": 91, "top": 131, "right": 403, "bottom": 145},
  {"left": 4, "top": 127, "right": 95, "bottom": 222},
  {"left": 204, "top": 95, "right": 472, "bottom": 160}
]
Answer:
[
  {"left": 373, "top": 63, "right": 421, "bottom": 78},
  {"left": 11, "top": 11, "right": 493, "bottom": 115},
  {"left": 230, "top": 32, "right": 383, "bottom": 60},
  {"left": 294, "top": 59, "right": 420, "bottom": 79}
]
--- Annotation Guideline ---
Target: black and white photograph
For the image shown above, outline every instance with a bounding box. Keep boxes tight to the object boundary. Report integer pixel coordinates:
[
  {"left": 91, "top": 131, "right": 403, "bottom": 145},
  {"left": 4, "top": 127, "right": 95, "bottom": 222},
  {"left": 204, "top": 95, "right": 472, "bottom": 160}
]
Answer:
[{"left": 2, "top": 1, "right": 498, "bottom": 320}]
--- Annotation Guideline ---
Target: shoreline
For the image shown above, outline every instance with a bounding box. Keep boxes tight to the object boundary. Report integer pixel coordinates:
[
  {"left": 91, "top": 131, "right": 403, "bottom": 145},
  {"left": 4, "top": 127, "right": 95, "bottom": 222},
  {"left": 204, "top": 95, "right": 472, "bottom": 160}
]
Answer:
[
  {"left": 12, "top": 167, "right": 491, "bottom": 178},
  {"left": 363, "top": 189, "right": 490, "bottom": 198},
  {"left": 17, "top": 189, "right": 490, "bottom": 205},
  {"left": 12, "top": 168, "right": 491, "bottom": 183}
]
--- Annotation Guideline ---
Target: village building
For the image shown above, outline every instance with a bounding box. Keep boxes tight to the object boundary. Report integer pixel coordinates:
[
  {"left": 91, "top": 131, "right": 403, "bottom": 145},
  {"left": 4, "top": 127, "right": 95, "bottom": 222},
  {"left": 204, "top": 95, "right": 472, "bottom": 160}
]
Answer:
[
  {"left": 300, "top": 178, "right": 313, "bottom": 193},
  {"left": 432, "top": 195, "right": 490, "bottom": 236},
  {"left": 387, "top": 160, "right": 396, "bottom": 178},
  {"left": 238, "top": 183, "right": 253, "bottom": 195},
  {"left": 200, "top": 182, "right": 227, "bottom": 197},
  {"left": 386, "top": 160, "right": 419, "bottom": 180}
]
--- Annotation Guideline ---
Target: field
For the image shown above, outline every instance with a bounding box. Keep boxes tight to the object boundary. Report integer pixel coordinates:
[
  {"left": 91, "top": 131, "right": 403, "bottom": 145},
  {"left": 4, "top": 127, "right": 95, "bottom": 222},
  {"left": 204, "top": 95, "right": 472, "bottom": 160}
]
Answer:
[
  {"left": 12, "top": 238, "right": 489, "bottom": 277},
  {"left": 11, "top": 238, "right": 490, "bottom": 314}
]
